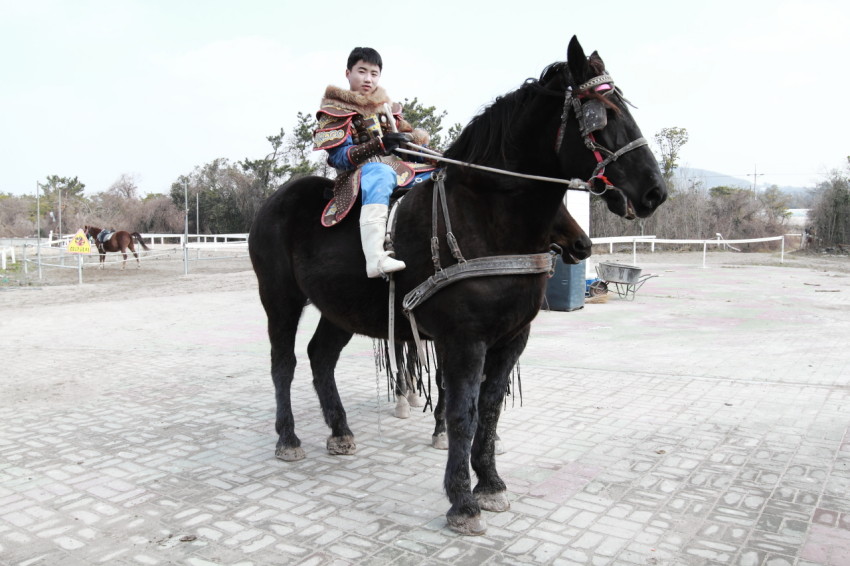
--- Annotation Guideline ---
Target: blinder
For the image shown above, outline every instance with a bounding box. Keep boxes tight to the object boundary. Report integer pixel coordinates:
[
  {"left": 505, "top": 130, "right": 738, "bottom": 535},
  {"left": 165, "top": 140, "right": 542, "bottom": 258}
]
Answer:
[
  {"left": 553, "top": 69, "right": 649, "bottom": 196},
  {"left": 579, "top": 99, "right": 607, "bottom": 136}
]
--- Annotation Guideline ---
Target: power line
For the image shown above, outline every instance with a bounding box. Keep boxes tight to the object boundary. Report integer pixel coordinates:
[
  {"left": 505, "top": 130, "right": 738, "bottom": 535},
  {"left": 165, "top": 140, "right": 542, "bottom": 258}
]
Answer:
[{"left": 747, "top": 165, "right": 765, "bottom": 197}]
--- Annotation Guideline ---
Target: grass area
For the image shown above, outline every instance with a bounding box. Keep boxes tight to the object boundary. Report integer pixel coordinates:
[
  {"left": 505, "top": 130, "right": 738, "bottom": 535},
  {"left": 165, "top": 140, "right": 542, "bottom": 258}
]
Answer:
[{"left": 0, "top": 259, "right": 33, "bottom": 287}]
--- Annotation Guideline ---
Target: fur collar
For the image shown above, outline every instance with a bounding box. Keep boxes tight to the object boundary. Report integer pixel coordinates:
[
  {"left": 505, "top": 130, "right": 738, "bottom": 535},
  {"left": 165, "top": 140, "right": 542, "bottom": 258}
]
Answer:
[{"left": 321, "top": 85, "right": 392, "bottom": 115}]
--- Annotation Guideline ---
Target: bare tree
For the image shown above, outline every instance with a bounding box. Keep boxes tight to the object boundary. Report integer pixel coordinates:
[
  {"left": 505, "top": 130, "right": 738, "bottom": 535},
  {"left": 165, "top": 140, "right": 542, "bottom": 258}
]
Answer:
[
  {"left": 0, "top": 194, "right": 36, "bottom": 237},
  {"left": 653, "top": 127, "right": 689, "bottom": 188},
  {"left": 807, "top": 164, "right": 850, "bottom": 247}
]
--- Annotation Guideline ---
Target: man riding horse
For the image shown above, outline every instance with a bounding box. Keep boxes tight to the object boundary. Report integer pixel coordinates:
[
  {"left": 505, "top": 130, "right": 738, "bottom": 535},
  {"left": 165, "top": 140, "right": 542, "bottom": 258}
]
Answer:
[{"left": 313, "top": 47, "right": 435, "bottom": 278}]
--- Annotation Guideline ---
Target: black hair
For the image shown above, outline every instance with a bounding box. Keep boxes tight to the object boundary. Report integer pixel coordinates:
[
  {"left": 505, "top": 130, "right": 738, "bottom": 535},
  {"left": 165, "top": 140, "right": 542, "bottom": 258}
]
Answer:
[{"left": 347, "top": 47, "right": 383, "bottom": 71}]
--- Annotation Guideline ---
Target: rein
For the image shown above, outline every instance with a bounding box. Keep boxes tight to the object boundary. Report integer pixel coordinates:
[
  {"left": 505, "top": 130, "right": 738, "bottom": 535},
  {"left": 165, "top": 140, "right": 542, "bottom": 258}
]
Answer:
[{"left": 394, "top": 146, "right": 592, "bottom": 192}]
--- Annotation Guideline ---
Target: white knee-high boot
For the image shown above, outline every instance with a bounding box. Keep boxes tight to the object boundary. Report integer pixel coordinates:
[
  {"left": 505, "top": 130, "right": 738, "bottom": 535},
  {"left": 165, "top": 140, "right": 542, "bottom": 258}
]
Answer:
[{"left": 359, "top": 203, "right": 406, "bottom": 278}]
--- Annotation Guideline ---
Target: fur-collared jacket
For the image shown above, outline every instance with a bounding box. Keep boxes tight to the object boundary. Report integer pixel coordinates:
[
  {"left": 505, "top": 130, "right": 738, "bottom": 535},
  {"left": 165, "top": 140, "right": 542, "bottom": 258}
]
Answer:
[
  {"left": 313, "top": 85, "right": 430, "bottom": 152},
  {"left": 313, "top": 85, "right": 435, "bottom": 227}
]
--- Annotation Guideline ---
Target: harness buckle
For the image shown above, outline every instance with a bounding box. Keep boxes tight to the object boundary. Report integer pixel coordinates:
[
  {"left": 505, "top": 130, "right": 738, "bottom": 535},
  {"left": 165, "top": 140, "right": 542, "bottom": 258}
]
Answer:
[{"left": 589, "top": 176, "right": 610, "bottom": 195}]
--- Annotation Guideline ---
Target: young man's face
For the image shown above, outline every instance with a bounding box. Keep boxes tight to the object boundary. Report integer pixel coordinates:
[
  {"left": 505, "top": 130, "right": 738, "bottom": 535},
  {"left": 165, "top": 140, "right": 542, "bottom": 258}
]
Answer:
[{"left": 346, "top": 60, "right": 381, "bottom": 95}]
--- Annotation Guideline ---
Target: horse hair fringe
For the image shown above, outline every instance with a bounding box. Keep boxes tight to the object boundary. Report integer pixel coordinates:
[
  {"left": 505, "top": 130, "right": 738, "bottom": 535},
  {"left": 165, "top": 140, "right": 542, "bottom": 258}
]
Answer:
[{"left": 372, "top": 339, "right": 523, "bottom": 411}]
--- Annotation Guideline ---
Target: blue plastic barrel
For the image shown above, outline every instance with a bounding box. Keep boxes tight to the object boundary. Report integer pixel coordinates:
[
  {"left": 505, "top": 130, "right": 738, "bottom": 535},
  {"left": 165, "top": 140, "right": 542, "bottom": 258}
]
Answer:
[{"left": 543, "top": 260, "right": 586, "bottom": 311}]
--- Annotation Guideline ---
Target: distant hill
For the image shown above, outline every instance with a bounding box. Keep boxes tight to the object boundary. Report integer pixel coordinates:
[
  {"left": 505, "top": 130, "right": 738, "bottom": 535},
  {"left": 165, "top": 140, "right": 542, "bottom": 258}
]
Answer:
[
  {"left": 675, "top": 167, "right": 750, "bottom": 189},
  {"left": 675, "top": 167, "right": 810, "bottom": 194}
]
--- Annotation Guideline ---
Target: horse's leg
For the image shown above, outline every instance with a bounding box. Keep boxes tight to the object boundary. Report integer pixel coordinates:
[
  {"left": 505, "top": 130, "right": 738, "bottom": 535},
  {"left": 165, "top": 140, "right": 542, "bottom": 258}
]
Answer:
[
  {"left": 260, "top": 290, "right": 306, "bottom": 462},
  {"left": 439, "top": 339, "right": 487, "bottom": 535},
  {"left": 129, "top": 242, "right": 140, "bottom": 268},
  {"left": 267, "top": 293, "right": 307, "bottom": 461},
  {"left": 393, "top": 343, "right": 428, "bottom": 418},
  {"left": 405, "top": 346, "right": 425, "bottom": 408},
  {"left": 431, "top": 362, "right": 505, "bottom": 454},
  {"left": 393, "top": 342, "right": 410, "bottom": 419},
  {"left": 471, "top": 327, "right": 530, "bottom": 514},
  {"left": 431, "top": 363, "right": 448, "bottom": 449},
  {"left": 121, "top": 246, "right": 128, "bottom": 270},
  {"left": 307, "top": 316, "right": 356, "bottom": 455}
]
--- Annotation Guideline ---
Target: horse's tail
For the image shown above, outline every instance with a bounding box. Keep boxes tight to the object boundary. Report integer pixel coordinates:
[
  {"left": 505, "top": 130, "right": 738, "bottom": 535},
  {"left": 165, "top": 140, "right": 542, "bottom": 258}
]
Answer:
[{"left": 132, "top": 232, "right": 151, "bottom": 251}]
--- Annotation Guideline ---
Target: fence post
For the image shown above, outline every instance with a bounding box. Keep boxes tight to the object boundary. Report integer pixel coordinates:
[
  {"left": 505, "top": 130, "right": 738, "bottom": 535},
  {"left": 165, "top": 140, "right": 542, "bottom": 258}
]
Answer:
[{"left": 702, "top": 241, "right": 707, "bottom": 268}]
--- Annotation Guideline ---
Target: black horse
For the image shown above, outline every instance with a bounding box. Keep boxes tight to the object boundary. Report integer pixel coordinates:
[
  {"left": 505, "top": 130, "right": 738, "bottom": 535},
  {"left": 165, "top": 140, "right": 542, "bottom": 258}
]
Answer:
[
  {"left": 249, "top": 36, "right": 666, "bottom": 535},
  {"left": 390, "top": 201, "right": 593, "bottom": 420}
]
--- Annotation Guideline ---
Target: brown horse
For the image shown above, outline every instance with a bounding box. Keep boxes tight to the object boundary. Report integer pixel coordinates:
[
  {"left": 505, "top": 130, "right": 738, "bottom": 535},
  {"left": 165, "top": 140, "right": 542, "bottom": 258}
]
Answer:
[{"left": 83, "top": 225, "right": 150, "bottom": 269}]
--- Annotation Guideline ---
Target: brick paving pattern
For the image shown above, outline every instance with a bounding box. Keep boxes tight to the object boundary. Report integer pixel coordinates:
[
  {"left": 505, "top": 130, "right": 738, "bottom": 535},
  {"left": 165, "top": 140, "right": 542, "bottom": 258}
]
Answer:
[{"left": 1, "top": 255, "right": 849, "bottom": 565}]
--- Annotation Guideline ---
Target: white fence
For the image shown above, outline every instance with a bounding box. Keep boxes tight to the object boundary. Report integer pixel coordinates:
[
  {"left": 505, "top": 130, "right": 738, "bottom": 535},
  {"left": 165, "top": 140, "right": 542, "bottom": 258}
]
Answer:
[
  {"left": 11, "top": 232, "right": 249, "bottom": 283},
  {"left": 1, "top": 245, "right": 15, "bottom": 270},
  {"left": 4, "top": 230, "right": 796, "bottom": 281},
  {"left": 591, "top": 234, "right": 786, "bottom": 268},
  {"left": 142, "top": 233, "right": 248, "bottom": 246}
]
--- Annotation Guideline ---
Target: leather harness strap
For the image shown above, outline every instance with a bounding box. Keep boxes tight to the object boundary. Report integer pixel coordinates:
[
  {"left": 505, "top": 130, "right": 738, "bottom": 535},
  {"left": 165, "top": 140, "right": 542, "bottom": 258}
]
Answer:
[{"left": 386, "top": 172, "right": 558, "bottom": 370}]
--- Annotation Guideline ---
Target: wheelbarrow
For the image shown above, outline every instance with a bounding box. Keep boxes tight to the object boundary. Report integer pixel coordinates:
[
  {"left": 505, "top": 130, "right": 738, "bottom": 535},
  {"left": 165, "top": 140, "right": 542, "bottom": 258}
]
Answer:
[{"left": 592, "top": 262, "right": 658, "bottom": 300}]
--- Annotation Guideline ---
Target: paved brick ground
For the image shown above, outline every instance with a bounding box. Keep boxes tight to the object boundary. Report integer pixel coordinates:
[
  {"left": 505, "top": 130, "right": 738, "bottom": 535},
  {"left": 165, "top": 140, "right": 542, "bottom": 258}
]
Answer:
[{"left": 1, "top": 253, "right": 850, "bottom": 565}]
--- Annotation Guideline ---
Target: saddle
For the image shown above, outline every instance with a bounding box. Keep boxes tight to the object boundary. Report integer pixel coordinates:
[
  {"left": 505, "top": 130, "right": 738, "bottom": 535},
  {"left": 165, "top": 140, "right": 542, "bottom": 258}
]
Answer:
[
  {"left": 320, "top": 162, "right": 436, "bottom": 227},
  {"left": 97, "top": 230, "right": 114, "bottom": 243}
]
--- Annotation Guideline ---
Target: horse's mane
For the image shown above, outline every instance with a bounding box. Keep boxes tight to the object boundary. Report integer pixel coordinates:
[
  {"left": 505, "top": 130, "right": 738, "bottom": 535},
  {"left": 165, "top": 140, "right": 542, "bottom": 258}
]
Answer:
[{"left": 444, "top": 63, "right": 566, "bottom": 165}]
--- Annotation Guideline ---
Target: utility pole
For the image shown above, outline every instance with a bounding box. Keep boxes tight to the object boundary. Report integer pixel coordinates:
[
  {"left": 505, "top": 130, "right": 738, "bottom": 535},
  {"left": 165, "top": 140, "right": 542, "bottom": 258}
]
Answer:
[
  {"left": 747, "top": 165, "right": 764, "bottom": 199},
  {"left": 36, "top": 181, "right": 42, "bottom": 279},
  {"left": 183, "top": 181, "right": 189, "bottom": 275}
]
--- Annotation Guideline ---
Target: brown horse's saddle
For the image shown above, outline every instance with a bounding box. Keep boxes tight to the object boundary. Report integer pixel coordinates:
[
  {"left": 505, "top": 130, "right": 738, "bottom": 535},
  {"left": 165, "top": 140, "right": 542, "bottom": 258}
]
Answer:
[{"left": 97, "top": 230, "right": 114, "bottom": 243}]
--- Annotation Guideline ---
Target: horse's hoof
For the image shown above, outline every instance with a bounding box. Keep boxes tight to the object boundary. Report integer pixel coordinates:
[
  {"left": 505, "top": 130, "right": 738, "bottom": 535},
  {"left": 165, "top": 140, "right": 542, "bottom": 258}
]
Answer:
[
  {"left": 275, "top": 445, "right": 306, "bottom": 461},
  {"left": 407, "top": 391, "right": 424, "bottom": 408},
  {"left": 432, "top": 433, "right": 448, "bottom": 450},
  {"left": 327, "top": 435, "right": 356, "bottom": 455},
  {"left": 476, "top": 491, "right": 510, "bottom": 512},
  {"left": 446, "top": 513, "right": 487, "bottom": 536},
  {"left": 494, "top": 438, "right": 506, "bottom": 455},
  {"left": 394, "top": 396, "right": 410, "bottom": 419}
]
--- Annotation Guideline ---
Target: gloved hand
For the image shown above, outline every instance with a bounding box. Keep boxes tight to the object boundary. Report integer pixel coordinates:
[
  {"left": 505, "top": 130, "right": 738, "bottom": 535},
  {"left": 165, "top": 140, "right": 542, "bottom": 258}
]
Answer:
[{"left": 381, "top": 132, "right": 412, "bottom": 155}]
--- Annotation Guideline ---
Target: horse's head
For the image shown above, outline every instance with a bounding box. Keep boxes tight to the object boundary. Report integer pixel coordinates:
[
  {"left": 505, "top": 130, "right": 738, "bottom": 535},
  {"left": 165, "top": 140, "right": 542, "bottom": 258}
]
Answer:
[
  {"left": 553, "top": 36, "right": 667, "bottom": 219},
  {"left": 552, "top": 204, "right": 592, "bottom": 264}
]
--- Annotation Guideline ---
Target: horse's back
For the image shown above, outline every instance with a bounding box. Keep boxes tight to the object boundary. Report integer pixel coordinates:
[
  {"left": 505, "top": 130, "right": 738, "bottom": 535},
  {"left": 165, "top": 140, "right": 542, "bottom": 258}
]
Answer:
[
  {"left": 249, "top": 175, "right": 400, "bottom": 338},
  {"left": 249, "top": 176, "right": 334, "bottom": 266}
]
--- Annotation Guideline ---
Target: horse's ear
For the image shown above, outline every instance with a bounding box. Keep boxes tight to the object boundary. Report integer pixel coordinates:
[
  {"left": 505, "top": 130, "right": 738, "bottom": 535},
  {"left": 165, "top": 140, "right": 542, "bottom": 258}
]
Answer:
[
  {"left": 588, "top": 50, "right": 606, "bottom": 74},
  {"left": 567, "top": 36, "right": 590, "bottom": 81}
]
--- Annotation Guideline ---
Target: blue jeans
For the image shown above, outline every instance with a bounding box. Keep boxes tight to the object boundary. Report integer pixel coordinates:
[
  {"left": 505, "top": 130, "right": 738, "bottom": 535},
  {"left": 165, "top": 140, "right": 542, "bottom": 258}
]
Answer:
[
  {"left": 360, "top": 163, "right": 397, "bottom": 206},
  {"left": 360, "top": 163, "right": 433, "bottom": 205}
]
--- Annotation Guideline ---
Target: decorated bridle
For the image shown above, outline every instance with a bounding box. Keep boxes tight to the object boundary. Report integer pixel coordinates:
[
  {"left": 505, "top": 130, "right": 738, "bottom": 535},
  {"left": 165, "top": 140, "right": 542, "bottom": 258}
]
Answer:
[
  {"left": 556, "top": 68, "right": 649, "bottom": 196},
  {"left": 394, "top": 62, "right": 649, "bottom": 199}
]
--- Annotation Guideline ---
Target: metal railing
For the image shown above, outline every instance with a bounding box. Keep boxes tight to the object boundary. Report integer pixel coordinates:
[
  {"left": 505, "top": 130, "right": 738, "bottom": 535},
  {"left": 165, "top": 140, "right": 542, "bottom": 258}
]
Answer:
[{"left": 591, "top": 234, "right": 786, "bottom": 268}]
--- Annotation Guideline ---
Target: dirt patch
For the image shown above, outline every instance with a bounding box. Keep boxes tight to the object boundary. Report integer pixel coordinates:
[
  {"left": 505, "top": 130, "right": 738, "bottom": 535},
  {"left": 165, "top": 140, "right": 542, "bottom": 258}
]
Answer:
[{"left": 0, "top": 247, "right": 256, "bottom": 308}]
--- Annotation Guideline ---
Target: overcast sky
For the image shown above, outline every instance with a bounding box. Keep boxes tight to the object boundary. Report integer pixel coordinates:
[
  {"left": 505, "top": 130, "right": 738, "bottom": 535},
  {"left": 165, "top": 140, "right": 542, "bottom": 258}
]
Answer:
[{"left": 1, "top": 0, "right": 848, "bottom": 197}]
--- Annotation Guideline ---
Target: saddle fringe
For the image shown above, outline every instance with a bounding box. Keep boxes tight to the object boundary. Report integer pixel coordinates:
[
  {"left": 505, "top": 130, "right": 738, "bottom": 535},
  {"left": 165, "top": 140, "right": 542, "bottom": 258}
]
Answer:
[
  {"left": 374, "top": 339, "right": 435, "bottom": 411},
  {"left": 372, "top": 339, "right": 523, "bottom": 412}
]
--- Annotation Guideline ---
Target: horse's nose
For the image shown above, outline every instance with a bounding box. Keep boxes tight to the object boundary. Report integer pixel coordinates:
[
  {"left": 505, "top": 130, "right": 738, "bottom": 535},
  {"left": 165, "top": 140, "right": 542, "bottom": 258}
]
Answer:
[
  {"left": 572, "top": 235, "right": 592, "bottom": 260},
  {"left": 642, "top": 185, "right": 668, "bottom": 211}
]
